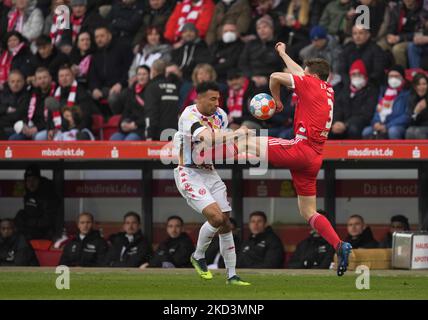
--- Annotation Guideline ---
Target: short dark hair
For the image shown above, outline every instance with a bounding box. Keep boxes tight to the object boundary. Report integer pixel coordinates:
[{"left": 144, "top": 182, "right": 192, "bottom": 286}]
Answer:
[
  {"left": 78, "top": 212, "right": 94, "bottom": 223},
  {"left": 36, "top": 35, "right": 52, "bottom": 47},
  {"left": 167, "top": 215, "right": 184, "bottom": 225},
  {"left": 391, "top": 215, "right": 410, "bottom": 230},
  {"left": 137, "top": 65, "right": 151, "bottom": 74},
  {"left": 124, "top": 211, "right": 141, "bottom": 224},
  {"left": 35, "top": 67, "right": 51, "bottom": 75},
  {"left": 196, "top": 81, "right": 220, "bottom": 95},
  {"left": 0, "top": 218, "right": 15, "bottom": 226},
  {"left": 249, "top": 211, "right": 267, "bottom": 223},
  {"left": 58, "top": 64, "right": 73, "bottom": 72},
  {"left": 304, "top": 58, "right": 330, "bottom": 81},
  {"left": 349, "top": 214, "right": 364, "bottom": 223},
  {"left": 95, "top": 25, "right": 112, "bottom": 34}
]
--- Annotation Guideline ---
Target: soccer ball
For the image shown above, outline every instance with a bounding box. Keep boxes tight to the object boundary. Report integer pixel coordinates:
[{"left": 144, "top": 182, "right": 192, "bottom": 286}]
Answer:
[{"left": 249, "top": 93, "right": 276, "bottom": 120}]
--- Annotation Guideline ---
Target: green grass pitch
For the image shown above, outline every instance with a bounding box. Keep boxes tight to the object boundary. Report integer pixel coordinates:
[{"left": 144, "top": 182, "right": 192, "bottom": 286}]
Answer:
[{"left": 0, "top": 268, "right": 428, "bottom": 300}]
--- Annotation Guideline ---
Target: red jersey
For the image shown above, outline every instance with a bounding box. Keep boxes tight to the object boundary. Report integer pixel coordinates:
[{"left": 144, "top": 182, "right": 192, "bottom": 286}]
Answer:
[{"left": 291, "top": 74, "right": 334, "bottom": 153}]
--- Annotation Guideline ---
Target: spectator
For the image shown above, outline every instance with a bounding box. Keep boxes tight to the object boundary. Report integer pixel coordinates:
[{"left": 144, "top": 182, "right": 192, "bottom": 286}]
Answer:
[
  {"left": 69, "top": 31, "right": 95, "bottom": 87},
  {"left": 224, "top": 68, "right": 256, "bottom": 129},
  {"left": 0, "top": 218, "right": 39, "bottom": 266},
  {"left": 205, "top": 0, "right": 252, "bottom": 46},
  {"left": 164, "top": 0, "right": 215, "bottom": 44},
  {"left": 407, "top": 12, "right": 428, "bottom": 69},
  {"left": 277, "top": 0, "right": 310, "bottom": 62},
  {"left": 166, "top": 62, "right": 191, "bottom": 109},
  {"left": 181, "top": 63, "right": 218, "bottom": 112},
  {"left": 378, "top": 0, "right": 422, "bottom": 67},
  {"left": 32, "top": 35, "right": 70, "bottom": 83},
  {"left": 238, "top": 15, "right": 282, "bottom": 89},
  {"left": 0, "top": 70, "right": 30, "bottom": 140},
  {"left": 143, "top": 215, "right": 194, "bottom": 268},
  {"left": 8, "top": 67, "right": 53, "bottom": 140},
  {"left": 171, "top": 22, "right": 212, "bottom": 81},
  {"left": 340, "top": 25, "right": 387, "bottom": 87},
  {"left": 288, "top": 210, "right": 334, "bottom": 269},
  {"left": 379, "top": 214, "right": 410, "bottom": 248},
  {"left": 210, "top": 22, "right": 245, "bottom": 83},
  {"left": 344, "top": 0, "right": 386, "bottom": 41},
  {"left": 53, "top": 105, "right": 95, "bottom": 140},
  {"left": 107, "top": 0, "right": 144, "bottom": 44},
  {"left": 14, "top": 163, "right": 62, "bottom": 240},
  {"left": 245, "top": 0, "right": 281, "bottom": 38},
  {"left": 43, "top": 0, "right": 70, "bottom": 46},
  {"left": 133, "top": 0, "right": 175, "bottom": 46},
  {"left": 0, "top": 0, "right": 43, "bottom": 47},
  {"left": 406, "top": 73, "right": 428, "bottom": 139},
  {"left": 104, "top": 212, "right": 152, "bottom": 267},
  {"left": 299, "top": 25, "right": 343, "bottom": 86},
  {"left": 89, "top": 26, "right": 133, "bottom": 116},
  {"left": 319, "top": 0, "right": 352, "bottom": 38},
  {"left": 59, "top": 212, "right": 108, "bottom": 267},
  {"left": 206, "top": 217, "right": 240, "bottom": 269},
  {"left": 53, "top": 64, "right": 96, "bottom": 129},
  {"left": 46, "top": 0, "right": 105, "bottom": 47},
  {"left": 128, "top": 26, "right": 172, "bottom": 83},
  {"left": 144, "top": 59, "right": 180, "bottom": 140},
  {"left": 110, "top": 65, "right": 150, "bottom": 140},
  {"left": 0, "top": 31, "right": 34, "bottom": 90},
  {"left": 345, "top": 214, "right": 379, "bottom": 249},
  {"left": 237, "top": 211, "right": 284, "bottom": 269},
  {"left": 362, "top": 65, "right": 411, "bottom": 139},
  {"left": 330, "top": 59, "right": 378, "bottom": 139}
]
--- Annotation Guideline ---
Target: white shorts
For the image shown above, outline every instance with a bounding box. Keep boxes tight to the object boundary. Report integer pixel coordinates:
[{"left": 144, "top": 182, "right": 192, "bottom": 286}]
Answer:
[{"left": 174, "top": 166, "right": 232, "bottom": 214}]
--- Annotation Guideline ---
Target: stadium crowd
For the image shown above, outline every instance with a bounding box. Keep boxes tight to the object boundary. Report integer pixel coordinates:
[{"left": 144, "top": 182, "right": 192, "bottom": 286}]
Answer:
[{"left": 0, "top": 0, "right": 428, "bottom": 140}]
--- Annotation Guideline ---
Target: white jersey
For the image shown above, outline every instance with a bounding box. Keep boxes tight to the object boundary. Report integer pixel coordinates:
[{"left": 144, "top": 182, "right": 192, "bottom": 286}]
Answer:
[{"left": 174, "top": 104, "right": 228, "bottom": 168}]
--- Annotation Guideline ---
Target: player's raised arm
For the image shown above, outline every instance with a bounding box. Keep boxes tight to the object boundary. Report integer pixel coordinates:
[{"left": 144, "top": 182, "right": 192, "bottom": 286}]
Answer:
[
  {"left": 269, "top": 72, "right": 293, "bottom": 112},
  {"left": 275, "top": 42, "right": 305, "bottom": 76}
]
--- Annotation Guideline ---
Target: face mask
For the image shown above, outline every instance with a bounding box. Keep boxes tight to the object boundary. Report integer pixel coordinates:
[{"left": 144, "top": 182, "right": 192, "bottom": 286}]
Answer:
[
  {"left": 388, "top": 77, "right": 402, "bottom": 89},
  {"left": 222, "top": 0, "right": 234, "bottom": 4},
  {"left": 222, "top": 31, "right": 237, "bottom": 43},
  {"left": 351, "top": 76, "right": 366, "bottom": 90}
]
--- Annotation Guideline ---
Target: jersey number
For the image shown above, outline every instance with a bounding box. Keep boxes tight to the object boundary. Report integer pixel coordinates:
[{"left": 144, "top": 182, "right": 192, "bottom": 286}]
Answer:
[{"left": 325, "top": 98, "right": 333, "bottom": 129}]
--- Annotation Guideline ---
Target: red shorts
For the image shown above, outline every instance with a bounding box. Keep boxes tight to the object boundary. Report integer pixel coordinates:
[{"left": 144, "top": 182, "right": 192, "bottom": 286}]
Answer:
[{"left": 267, "top": 137, "right": 323, "bottom": 196}]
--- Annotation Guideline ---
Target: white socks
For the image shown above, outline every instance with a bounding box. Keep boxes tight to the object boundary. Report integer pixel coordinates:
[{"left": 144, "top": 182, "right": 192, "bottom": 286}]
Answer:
[
  {"left": 193, "top": 221, "right": 219, "bottom": 260},
  {"left": 219, "top": 231, "right": 237, "bottom": 279}
]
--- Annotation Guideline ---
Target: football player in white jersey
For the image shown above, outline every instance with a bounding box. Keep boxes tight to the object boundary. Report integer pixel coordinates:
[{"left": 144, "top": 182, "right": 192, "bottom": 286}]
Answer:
[{"left": 173, "top": 81, "right": 250, "bottom": 285}]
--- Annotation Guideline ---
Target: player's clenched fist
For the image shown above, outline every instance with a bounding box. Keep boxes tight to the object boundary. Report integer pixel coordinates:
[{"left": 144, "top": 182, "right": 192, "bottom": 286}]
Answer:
[{"left": 275, "top": 42, "right": 286, "bottom": 54}]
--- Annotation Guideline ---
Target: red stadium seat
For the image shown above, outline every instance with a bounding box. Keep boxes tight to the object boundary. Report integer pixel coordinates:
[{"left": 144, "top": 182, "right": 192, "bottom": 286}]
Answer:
[
  {"left": 30, "top": 239, "right": 53, "bottom": 251},
  {"left": 405, "top": 68, "right": 428, "bottom": 82},
  {"left": 35, "top": 249, "right": 62, "bottom": 266},
  {"left": 103, "top": 115, "right": 121, "bottom": 140}
]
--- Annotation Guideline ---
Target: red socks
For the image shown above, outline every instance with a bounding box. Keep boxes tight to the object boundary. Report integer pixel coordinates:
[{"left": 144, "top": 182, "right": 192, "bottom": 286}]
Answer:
[{"left": 308, "top": 212, "right": 341, "bottom": 250}]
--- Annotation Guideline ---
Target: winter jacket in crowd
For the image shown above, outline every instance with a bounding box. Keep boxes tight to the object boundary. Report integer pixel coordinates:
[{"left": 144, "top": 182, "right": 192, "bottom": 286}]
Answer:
[
  {"left": 0, "top": 232, "right": 39, "bottom": 266},
  {"left": 149, "top": 232, "right": 194, "bottom": 268}
]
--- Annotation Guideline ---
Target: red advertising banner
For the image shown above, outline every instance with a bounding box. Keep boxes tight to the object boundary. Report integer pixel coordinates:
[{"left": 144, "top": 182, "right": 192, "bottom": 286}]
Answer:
[
  {"left": 0, "top": 140, "right": 427, "bottom": 160},
  {"left": 0, "top": 179, "right": 419, "bottom": 198}
]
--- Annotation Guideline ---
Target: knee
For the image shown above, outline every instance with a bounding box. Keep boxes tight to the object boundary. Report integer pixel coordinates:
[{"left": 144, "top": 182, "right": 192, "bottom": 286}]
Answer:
[
  {"left": 388, "top": 126, "right": 405, "bottom": 139},
  {"left": 346, "top": 124, "right": 363, "bottom": 139},
  {"left": 210, "top": 214, "right": 227, "bottom": 228}
]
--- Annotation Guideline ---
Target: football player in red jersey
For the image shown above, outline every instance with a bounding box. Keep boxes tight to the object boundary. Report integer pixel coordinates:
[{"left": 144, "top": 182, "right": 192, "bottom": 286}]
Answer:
[{"left": 239, "top": 42, "right": 352, "bottom": 276}]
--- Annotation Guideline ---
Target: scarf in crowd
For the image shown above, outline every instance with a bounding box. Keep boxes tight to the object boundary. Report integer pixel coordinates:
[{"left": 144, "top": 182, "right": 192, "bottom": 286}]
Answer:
[
  {"left": 50, "top": 14, "right": 64, "bottom": 45},
  {"left": 0, "top": 42, "right": 25, "bottom": 85},
  {"left": 27, "top": 83, "right": 57, "bottom": 125},
  {"left": 78, "top": 55, "right": 92, "bottom": 77},
  {"left": 54, "top": 80, "right": 78, "bottom": 106},
  {"left": 227, "top": 78, "right": 249, "bottom": 119},
  {"left": 70, "top": 14, "right": 84, "bottom": 42},
  {"left": 7, "top": 9, "right": 24, "bottom": 32},
  {"left": 377, "top": 85, "right": 402, "bottom": 123},
  {"left": 135, "top": 83, "right": 145, "bottom": 107},
  {"left": 175, "top": 0, "right": 203, "bottom": 41}
]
